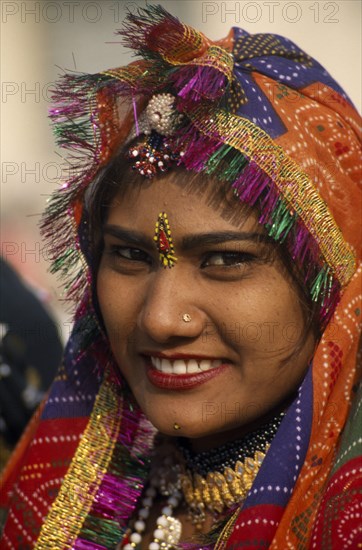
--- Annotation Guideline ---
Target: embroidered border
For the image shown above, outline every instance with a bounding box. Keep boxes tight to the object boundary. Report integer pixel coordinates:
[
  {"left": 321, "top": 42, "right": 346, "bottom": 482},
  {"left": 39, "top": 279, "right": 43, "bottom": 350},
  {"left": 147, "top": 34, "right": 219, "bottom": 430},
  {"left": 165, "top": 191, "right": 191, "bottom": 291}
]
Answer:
[
  {"left": 188, "top": 106, "right": 356, "bottom": 287},
  {"left": 34, "top": 370, "right": 122, "bottom": 549}
]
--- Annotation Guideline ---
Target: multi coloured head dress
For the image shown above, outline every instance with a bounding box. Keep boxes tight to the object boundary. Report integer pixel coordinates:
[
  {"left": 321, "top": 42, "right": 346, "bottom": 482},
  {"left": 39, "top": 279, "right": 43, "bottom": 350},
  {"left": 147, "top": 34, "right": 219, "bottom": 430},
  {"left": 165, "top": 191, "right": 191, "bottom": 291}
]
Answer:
[{"left": 1, "top": 5, "right": 361, "bottom": 549}]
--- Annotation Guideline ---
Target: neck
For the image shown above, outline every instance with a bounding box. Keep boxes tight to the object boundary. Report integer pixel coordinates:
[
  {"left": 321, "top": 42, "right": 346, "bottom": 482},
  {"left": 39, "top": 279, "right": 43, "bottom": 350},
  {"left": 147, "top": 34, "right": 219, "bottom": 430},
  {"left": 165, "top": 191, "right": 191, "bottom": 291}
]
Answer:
[{"left": 185, "top": 397, "right": 293, "bottom": 453}]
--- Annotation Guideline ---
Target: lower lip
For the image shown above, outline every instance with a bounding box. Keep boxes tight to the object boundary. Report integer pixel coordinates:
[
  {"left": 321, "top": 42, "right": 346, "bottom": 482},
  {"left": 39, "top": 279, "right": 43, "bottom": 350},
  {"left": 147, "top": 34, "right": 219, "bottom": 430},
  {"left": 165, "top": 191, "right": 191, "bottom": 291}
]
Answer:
[{"left": 145, "top": 360, "right": 230, "bottom": 390}]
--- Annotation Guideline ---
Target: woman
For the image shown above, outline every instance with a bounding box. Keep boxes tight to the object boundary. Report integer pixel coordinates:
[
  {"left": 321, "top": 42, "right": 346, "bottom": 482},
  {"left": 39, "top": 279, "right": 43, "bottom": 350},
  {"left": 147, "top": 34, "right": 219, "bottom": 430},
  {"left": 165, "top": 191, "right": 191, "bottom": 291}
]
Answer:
[{"left": 1, "top": 5, "right": 361, "bottom": 549}]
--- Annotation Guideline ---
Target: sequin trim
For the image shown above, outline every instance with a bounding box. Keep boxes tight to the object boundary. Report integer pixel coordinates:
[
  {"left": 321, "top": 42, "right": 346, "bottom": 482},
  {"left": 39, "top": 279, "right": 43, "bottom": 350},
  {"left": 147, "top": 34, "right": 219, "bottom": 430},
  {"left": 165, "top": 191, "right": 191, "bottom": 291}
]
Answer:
[
  {"left": 188, "top": 106, "right": 356, "bottom": 287},
  {"left": 34, "top": 370, "right": 122, "bottom": 549},
  {"left": 165, "top": 45, "right": 233, "bottom": 80},
  {"left": 102, "top": 65, "right": 147, "bottom": 89}
]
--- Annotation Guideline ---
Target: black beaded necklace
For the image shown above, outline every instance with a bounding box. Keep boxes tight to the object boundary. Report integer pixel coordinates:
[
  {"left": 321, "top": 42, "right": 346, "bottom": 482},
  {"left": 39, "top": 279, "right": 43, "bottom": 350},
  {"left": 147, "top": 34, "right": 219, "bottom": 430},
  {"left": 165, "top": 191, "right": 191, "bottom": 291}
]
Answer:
[{"left": 176, "top": 410, "right": 285, "bottom": 477}]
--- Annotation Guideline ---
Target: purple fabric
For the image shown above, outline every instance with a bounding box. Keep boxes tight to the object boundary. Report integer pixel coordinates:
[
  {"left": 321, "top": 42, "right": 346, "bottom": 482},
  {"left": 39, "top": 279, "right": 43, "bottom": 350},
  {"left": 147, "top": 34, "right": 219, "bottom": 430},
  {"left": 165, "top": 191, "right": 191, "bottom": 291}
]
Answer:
[
  {"left": 244, "top": 366, "right": 313, "bottom": 508},
  {"left": 231, "top": 28, "right": 353, "bottom": 138}
]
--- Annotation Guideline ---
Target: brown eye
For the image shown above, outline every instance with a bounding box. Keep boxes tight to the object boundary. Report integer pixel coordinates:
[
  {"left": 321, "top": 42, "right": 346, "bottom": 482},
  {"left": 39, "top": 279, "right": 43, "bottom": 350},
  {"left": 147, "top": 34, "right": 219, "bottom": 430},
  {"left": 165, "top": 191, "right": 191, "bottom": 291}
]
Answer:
[
  {"left": 201, "top": 251, "right": 255, "bottom": 268},
  {"left": 109, "top": 246, "right": 152, "bottom": 264}
]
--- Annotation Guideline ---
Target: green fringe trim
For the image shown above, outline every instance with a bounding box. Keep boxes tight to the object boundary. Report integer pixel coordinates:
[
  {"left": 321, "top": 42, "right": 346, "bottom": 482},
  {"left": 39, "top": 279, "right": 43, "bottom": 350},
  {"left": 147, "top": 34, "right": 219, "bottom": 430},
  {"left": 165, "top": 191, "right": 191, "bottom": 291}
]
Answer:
[
  {"left": 79, "top": 517, "right": 122, "bottom": 548},
  {"left": 310, "top": 266, "right": 333, "bottom": 303},
  {"left": 206, "top": 144, "right": 248, "bottom": 181},
  {"left": 266, "top": 199, "right": 296, "bottom": 242}
]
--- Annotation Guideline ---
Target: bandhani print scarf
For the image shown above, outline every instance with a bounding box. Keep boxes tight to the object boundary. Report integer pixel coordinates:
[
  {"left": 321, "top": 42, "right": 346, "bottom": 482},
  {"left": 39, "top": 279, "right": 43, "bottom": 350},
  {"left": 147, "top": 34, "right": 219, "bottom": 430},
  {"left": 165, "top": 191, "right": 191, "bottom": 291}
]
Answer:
[{"left": 1, "top": 6, "right": 361, "bottom": 549}]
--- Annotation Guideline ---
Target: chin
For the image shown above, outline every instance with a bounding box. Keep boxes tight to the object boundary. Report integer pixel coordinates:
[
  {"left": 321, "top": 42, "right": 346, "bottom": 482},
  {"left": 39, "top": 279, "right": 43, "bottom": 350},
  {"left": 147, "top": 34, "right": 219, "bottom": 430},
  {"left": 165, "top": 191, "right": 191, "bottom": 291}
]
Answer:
[
  {"left": 147, "top": 411, "right": 235, "bottom": 441},
  {"left": 144, "top": 410, "right": 207, "bottom": 439}
]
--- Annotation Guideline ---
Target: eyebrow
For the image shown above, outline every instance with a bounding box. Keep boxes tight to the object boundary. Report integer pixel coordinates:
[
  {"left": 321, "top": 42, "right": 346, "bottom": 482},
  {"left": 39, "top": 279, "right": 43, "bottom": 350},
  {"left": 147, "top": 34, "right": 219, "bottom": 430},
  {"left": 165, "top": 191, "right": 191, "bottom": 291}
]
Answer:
[
  {"left": 103, "top": 225, "right": 272, "bottom": 250},
  {"left": 103, "top": 225, "right": 154, "bottom": 249},
  {"left": 181, "top": 231, "right": 272, "bottom": 250}
]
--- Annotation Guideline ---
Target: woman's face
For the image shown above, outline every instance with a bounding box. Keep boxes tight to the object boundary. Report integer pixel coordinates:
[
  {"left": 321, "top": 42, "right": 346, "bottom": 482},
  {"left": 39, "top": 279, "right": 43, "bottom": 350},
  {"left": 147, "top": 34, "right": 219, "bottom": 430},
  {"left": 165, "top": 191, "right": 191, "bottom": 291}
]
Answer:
[{"left": 97, "top": 174, "right": 315, "bottom": 445}]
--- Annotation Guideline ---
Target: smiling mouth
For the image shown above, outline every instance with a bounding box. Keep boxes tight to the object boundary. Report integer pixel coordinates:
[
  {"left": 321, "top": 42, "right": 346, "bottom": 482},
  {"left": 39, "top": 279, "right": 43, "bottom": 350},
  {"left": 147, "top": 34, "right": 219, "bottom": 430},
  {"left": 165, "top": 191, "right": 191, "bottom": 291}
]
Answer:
[
  {"left": 144, "top": 355, "right": 230, "bottom": 390},
  {"left": 150, "top": 357, "right": 223, "bottom": 375}
]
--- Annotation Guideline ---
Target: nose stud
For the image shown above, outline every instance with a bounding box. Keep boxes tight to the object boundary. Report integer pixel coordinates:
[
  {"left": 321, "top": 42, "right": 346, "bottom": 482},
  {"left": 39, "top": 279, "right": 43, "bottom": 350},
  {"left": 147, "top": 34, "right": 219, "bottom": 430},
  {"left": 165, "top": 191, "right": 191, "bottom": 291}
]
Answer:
[{"left": 182, "top": 313, "right": 191, "bottom": 323}]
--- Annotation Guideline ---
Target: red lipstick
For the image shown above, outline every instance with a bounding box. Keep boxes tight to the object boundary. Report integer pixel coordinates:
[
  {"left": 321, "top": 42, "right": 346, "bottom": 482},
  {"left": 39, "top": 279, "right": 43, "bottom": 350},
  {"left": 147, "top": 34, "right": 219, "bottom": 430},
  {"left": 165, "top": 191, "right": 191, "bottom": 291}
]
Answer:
[{"left": 144, "top": 357, "right": 230, "bottom": 390}]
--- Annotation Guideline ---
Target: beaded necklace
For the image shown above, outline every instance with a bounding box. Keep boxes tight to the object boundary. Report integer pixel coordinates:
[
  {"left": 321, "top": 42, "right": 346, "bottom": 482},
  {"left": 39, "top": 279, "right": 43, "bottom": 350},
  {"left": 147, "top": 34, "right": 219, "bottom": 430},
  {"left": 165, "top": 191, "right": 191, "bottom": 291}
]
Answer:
[
  {"left": 120, "top": 411, "right": 285, "bottom": 549},
  {"left": 177, "top": 410, "right": 285, "bottom": 476}
]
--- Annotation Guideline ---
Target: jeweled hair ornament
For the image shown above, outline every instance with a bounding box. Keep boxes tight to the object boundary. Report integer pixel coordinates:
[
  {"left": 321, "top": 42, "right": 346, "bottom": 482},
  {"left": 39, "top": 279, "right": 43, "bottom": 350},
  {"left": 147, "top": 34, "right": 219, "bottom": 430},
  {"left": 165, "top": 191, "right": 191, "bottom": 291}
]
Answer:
[{"left": 127, "top": 93, "right": 184, "bottom": 178}]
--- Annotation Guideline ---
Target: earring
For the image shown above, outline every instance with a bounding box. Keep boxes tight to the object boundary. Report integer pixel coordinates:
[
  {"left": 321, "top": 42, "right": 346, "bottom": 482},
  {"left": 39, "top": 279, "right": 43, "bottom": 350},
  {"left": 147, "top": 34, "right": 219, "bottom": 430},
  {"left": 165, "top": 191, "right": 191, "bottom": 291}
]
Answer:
[{"left": 154, "top": 212, "right": 178, "bottom": 268}]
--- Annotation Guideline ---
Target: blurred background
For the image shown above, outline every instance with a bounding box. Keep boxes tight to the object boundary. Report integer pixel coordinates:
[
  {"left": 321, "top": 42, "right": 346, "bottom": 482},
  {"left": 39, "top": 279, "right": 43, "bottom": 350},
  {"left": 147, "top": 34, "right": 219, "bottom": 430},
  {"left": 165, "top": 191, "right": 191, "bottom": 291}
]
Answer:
[{"left": 1, "top": 0, "right": 361, "bottom": 341}]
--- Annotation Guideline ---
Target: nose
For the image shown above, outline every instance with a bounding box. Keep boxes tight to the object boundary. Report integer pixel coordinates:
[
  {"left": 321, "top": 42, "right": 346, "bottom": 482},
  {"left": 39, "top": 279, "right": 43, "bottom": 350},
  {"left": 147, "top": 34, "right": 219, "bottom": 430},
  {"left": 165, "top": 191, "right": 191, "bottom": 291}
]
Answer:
[{"left": 137, "top": 269, "right": 205, "bottom": 343}]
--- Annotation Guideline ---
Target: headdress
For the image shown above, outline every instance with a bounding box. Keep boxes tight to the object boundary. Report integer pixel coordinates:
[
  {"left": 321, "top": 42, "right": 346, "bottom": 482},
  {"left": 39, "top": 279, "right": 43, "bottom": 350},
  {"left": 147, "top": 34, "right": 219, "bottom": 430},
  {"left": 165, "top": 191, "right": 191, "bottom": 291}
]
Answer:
[
  {"left": 40, "top": 6, "right": 360, "bottom": 327},
  {"left": 1, "top": 5, "right": 361, "bottom": 549}
]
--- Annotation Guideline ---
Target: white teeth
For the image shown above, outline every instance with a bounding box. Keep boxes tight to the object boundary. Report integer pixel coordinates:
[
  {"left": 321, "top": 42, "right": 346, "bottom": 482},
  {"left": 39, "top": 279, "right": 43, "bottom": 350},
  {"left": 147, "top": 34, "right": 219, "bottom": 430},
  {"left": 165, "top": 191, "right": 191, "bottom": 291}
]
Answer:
[
  {"left": 150, "top": 357, "right": 223, "bottom": 374},
  {"left": 173, "top": 360, "right": 187, "bottom": 374},
  {"left": 199, "top": 359, "right": 212, "bottom": 371},
  {"left": 187, "top": 359, "right": 199, "bottom": 374},
  {"left": 151, "top": 356, "right": 160, "bottom": 370},
  {"left": 161, "top": 359, "right": 173, "bottom": 373}
]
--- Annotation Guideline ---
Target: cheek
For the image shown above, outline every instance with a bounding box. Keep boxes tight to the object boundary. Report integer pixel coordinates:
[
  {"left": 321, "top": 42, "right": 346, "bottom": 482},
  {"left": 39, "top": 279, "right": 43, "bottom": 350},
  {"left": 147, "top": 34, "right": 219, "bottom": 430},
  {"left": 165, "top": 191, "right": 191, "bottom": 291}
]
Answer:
[
  {"left": 97, "top": 268, "right": 115, "bottom": 324},
  {"left": 220, "top": 277, "right": 306, "bottom": 353},
  {"left": 96, "top": 268, "right": 135, "bottom": 353}
]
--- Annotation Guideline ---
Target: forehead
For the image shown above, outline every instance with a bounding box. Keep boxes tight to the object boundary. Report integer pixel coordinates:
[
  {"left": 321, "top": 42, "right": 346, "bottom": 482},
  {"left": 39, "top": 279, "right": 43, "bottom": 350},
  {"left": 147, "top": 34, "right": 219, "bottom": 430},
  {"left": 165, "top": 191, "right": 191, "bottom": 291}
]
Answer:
[{"left": 106, "top": 171, "right": 261, "bottom": 233}]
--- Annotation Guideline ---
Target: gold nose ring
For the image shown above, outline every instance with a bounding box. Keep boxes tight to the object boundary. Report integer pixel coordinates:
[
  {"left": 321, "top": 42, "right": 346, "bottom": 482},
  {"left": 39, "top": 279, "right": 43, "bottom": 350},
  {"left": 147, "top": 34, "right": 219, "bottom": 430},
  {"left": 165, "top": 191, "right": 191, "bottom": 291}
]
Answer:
[{"left": 182, "top": 313, "right": 191, "bottom": 323}]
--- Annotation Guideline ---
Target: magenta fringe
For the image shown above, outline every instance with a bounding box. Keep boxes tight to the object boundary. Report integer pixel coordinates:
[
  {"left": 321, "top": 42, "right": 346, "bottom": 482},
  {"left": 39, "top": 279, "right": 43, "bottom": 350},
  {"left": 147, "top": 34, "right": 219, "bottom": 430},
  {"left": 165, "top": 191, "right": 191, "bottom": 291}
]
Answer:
[
  {"left": 74, "top": 541, "right": 107, "bottom": 550},
  {"left": 86, "top": 397, "right": 154, "bottom": 533},
  {"left": 178, "top": 127, "right": 223, "bottom": 172},
  {"left": 173, "top": 65, "right": 227, "bottom": 109},
  {"left": 120, "top": 5, "right": 184, "bottom": 57}
]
